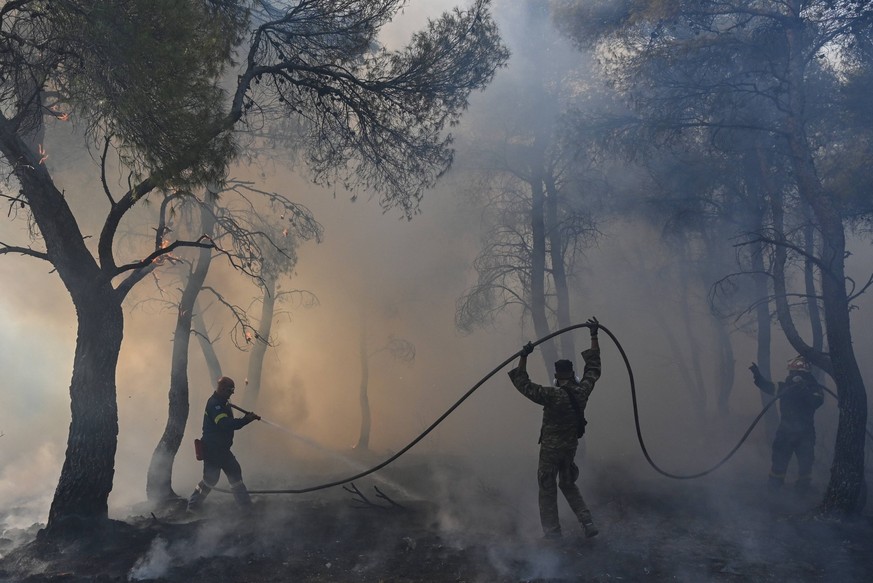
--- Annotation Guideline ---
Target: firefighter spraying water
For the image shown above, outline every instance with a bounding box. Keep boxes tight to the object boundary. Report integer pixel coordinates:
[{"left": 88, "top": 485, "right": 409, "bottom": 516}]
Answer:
[{"left": 187, "top": 376, "right": 260, "bottom": 513}]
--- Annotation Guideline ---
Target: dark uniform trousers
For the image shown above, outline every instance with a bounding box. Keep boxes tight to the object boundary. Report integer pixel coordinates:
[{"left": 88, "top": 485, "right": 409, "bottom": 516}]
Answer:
[
  {"left": 189, "top": 443, "right": 252, "bottom": 508},
  {"left": 770, "top": 428, "right": 815, "bottom": 490}
]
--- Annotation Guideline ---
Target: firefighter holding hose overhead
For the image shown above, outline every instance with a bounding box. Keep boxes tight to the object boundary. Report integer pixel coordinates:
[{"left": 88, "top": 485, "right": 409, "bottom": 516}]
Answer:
[
  {"left": 187, "top": 376, "right": 260, "bottom": 513},
  {"left": 508, "top": 317, "right": 602, "bottom": 540},
  {"left": 749, "top": 356, "right": 825, "bottom": 495}
]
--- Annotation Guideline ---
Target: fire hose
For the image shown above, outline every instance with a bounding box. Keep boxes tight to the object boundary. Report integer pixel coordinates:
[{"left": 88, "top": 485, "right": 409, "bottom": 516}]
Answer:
[{"left": 212, "top": 321, "right": 871, "bottom": 494}]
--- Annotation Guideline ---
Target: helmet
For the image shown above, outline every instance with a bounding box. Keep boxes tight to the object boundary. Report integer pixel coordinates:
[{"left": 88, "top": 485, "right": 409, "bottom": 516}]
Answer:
[
  {"left": 786, "top": 356, "right": 810, "bottom": 372},
  {"left": 217, "top": 376, "right": 236, "bottom": 391},
  {"left": 554, "top": 359, "right": 575, "bottom": 380}
]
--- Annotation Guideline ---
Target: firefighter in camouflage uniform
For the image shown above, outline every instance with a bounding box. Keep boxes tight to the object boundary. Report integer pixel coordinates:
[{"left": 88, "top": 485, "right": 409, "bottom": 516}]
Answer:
[
  {"left": 508, "top": 317, "right": 602, "bottom": 540},
  {"left": 749, "top": 356, "right": 825, "bottom": 494}
]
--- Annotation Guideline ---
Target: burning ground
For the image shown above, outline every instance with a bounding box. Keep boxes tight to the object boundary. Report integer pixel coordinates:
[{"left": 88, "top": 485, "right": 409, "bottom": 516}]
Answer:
[{"left": 1, "top": 455, "right": 872, "bottom": 583}]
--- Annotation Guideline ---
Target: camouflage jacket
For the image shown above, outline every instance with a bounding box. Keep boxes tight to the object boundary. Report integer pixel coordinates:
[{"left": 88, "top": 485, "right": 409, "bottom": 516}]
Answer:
[{"left": 508, "top": 348, "right": 602, "bottom": 450}]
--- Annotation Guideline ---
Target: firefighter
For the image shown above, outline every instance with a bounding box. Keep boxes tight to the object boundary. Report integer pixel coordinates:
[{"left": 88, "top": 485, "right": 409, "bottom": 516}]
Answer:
[
  {"left": 508, "top": 318, "right": 602, "bottom": 540},
  {"left": 187, "top": 376, "right": 260, "bottom": 512},
  {"left": 749, "top": 356, "right": 825, "bottom": 494}
]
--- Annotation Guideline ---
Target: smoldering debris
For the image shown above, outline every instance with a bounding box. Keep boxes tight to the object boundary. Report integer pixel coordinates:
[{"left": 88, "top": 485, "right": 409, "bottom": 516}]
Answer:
[{"left": 128, "top": 536, "right": 171, "bottom": 581}]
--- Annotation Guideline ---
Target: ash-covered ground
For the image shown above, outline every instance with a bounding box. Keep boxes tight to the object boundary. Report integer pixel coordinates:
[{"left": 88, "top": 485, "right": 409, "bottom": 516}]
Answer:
[{"left": 2, "top": 456, "right": 872, "bottom": 583}]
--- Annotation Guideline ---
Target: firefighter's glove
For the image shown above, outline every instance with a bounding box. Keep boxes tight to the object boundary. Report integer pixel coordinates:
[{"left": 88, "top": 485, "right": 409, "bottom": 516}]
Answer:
[
  {"left": 749, "top": 362, "right": 762, "bottom": 381},
  {"left": 587, "top": 316, "right": 599, "bottom": 337},
  {"left": 520, "top": 341, "right": 534, "bottom": 357},
  {"left": 243, "top": 412, "right": 260, "bottom": 422}
]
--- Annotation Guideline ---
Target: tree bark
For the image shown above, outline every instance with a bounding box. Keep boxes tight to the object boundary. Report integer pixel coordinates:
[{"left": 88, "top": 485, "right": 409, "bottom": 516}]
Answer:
[
  {"left": 1, "top": 126, "right": 124, "bottom": 534},
  {"left": 243, "top": 274, "right": 277, "bottom": 409},
  {"left": 529, "top": 147, "right": 557, "bottom": 370},
  {"left": 46, "top": 291, "right": 123, "bottom": 532},
  {"left": 750, "top": 148, "right": 779, "bottom": 440},
  {"left": 192, "top": 299, "right": 223, "bottom": 382},
  {"left": 146, "top": 202, "right": 216, "bottom": 504},
  {"left": 784, "top": 10, "right": 867, "bottom": 513},
  {"left": 544, "top": 172, "right": 576, "bottom": 359}
]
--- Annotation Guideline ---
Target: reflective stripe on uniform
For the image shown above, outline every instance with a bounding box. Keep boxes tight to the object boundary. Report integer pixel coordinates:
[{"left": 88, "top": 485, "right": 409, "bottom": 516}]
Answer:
[{"left": 214, "top": 413, "right": 228, "bottom": 424}]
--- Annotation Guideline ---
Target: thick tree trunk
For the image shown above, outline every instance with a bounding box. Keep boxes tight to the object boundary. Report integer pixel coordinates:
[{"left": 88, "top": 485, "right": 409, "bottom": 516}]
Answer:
[
  {"left": 243, "top": 274, "right": 277, "bottom": 410},
  {"left": 46, "top": 292, "right": 123, "bottom": 533},
  {"left": 785, "top": 14, "right": 867, "bottom": 513},
  {"left": 1, "top": 127, "right": 123, "bottom": 534},
  {"left": 146, "top": 204, "right": 215, "bottom": 504}
]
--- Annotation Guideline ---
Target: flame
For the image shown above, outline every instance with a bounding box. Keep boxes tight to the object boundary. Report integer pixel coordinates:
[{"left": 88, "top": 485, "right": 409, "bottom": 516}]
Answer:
[
  {"left": 245, "top": 331, "right": 253, "bottom": 343},
  {"left": 50, "top": 105, "right": 70, "bottom": 121},
  {"left": 152, "top": 239, "right": 176, "bottom": 264},
  {"left": 282, "top": 228, "right": 288, "bottom": 237},
  {"left": 37, "top": 144, "right": 48, "bottom": 165}
]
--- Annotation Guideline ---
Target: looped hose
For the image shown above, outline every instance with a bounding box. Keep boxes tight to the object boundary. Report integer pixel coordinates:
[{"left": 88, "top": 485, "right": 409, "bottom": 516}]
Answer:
[{"left": 214, "top": 321, "right": 855, "bottom": 493}]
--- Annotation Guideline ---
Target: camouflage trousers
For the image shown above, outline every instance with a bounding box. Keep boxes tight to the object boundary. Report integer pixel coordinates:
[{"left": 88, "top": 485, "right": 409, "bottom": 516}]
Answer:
[{"left": 537, "top": 445, "right": 592, "bottom": 537}]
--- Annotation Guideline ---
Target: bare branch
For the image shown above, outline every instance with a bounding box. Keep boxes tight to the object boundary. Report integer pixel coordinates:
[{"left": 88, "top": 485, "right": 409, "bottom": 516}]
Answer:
[{"left": 0, "top": 241, "right": 49, "bottom": 261}]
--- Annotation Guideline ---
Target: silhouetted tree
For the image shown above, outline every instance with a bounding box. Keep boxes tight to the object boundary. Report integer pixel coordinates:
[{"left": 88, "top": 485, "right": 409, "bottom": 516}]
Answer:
[
  {"left": 557, "top": 0, "right": 871, "bottom": 514},
  {"left": 0, "top": 0, "right": 507, "bottom": 534}
]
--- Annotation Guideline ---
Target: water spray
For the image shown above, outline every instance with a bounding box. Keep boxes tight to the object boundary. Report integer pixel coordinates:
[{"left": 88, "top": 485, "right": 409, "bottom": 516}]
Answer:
[{"left": 225, "top": 403, "right": 414, "bottom": 496}]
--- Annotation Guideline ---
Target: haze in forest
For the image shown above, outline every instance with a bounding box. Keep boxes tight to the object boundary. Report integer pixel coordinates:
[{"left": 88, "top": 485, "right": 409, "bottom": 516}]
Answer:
[{"left": 1, "top": 0, "right": 871, "bottom": 541}]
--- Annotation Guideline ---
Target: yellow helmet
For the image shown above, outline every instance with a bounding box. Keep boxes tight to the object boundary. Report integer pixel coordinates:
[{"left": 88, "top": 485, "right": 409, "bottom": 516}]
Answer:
[{"left": 787, "top": 356, "right": 810, "bottom": 371}]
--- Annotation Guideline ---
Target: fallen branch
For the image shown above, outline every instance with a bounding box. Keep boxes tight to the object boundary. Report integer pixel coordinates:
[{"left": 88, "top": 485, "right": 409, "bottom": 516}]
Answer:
[{"left": 374, "top": 486, "right": 405, "bottom": 509}]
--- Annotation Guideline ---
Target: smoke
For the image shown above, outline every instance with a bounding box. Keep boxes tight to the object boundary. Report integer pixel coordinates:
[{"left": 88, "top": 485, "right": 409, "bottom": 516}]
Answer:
[
  {"left": 1, "top": 6, "right": 872, "bottom": 580},
  {"left": 127, "top": 519, "right": 244, "bottom": 581},
  {"left": 128, "top": 536, "right": 172, "bottom": 581}
]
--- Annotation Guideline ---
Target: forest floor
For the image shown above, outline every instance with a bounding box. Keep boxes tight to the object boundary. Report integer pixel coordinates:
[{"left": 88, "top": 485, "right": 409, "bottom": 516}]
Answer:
[{"left": 1, "top": 457, "right": 872, "bottom": 583}]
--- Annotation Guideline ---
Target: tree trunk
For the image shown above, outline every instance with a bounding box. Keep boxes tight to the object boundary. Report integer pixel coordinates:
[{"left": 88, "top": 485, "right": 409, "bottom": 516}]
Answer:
[
  {"left": 785, "top": 12, "right": 867, "bottom": 513},
  {"left": 529, "top": 151, "right": 557, "bottom": 370},
  {"left": 751, "top": 240, "right": 778, "bottom": 441},
  {"left": 713, "top": 314, "right": 735, "bottom": 415},
  {"left": 544, "top": 173, "right": 576, "bottom": 359},
  {"left": 803, "top": 215, "right": 827, "bottom": 384},
  {"left": 243, "top": 274, "right": 277, "bottom": 410},
  {"left": 356, "top": 304, "right": 371, "bottom": 450},
  {"left": 750, "top": 147, "right": 779, "bottom": 440},
  {"left": 46, "top": 291, "right": 123, "bottom": 533},
  {"left": 1, "top": 127, "right": 123, "bottom": 534},
  {"left": 676, "top": 246, "right": 707, "bottom": 415},
  {"left": 146, "top": 203, "right": 215, "bottom": 504},
  {"left": 192, "top": 299, "right": 222, "bottom": 382}
]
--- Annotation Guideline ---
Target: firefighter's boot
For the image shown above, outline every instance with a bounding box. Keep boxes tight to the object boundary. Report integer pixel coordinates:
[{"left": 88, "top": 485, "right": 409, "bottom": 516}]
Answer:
[
  {"left": 579, "top": 510, "right": 599, "bottom": 538},
  {"left": 795, "top": 476, "right": 812, "bottom": 496},
  {"left": 187, "top": 481, "right": 211, "bottom": 513},
  {"left": 230, "top": 480, "right": 252, "bottom": 508}
]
